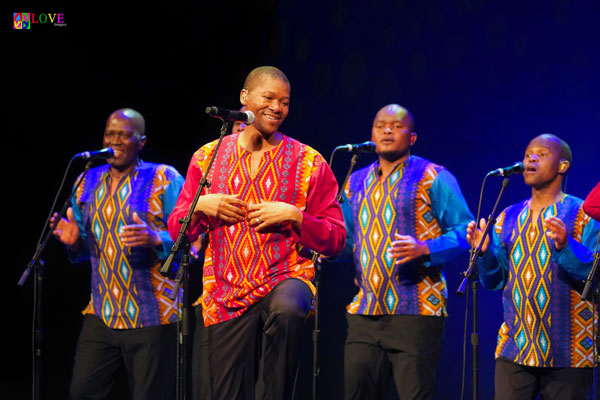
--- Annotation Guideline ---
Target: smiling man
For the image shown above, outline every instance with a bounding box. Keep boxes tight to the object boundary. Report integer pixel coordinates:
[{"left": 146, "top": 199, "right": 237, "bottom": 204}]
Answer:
[
  {"left": 467, "top": 134, "right": 600, "bottom": 399},
  {"left": 51, "top": 108, "right": 184, "bottom": 399},
  {"left": 168, "top": 66, "right": 345, "bottom": 400},
  {"left": 338, "top": 104, "right": 473, "bottom": 399}
]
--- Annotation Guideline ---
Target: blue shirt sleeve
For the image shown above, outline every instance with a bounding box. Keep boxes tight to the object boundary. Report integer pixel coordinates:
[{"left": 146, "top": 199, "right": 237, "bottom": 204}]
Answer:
[
  {"left": 335, "top": 190, "right": 356, "bottom": 262},
  {"left": 477, "top": 218, "right": 510, "bottom": 291},
  {"left": 155, "top": 168, "right": 185, "bottom": 261},
  {"left": 426, "top": 169, "right": 474, "bottom": 266},
  {"left": 552, "top": 216, "right": 600, "bottom": 281},
  {"left": 68, "top": 176, "right": 91, "bottom": 264}
]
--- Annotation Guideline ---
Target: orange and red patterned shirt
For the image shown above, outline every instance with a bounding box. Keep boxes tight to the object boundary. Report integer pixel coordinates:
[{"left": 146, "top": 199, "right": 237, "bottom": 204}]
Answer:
[{"left": 168, "top": 133, "right": 345, "bottom": 326}]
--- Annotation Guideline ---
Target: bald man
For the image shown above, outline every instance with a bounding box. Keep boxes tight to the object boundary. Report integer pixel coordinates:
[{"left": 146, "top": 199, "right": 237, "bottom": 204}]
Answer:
[
  {"left": 168, "top": 66, "right": 345, "bottom": 400},
  {"left": 467, "top": 134, "right": 599, "bottom": 400},
  {"left": 336, "top": 104, "right": 473, "bottom": 399},
  {"left": 51, "top": 108, "right": 184, "bottom": 399}
]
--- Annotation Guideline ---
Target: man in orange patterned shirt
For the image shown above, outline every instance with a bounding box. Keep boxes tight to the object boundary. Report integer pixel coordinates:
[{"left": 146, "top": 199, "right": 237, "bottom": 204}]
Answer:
[{"left": 168, "top": 66, "right": 345, "bottom": 400}]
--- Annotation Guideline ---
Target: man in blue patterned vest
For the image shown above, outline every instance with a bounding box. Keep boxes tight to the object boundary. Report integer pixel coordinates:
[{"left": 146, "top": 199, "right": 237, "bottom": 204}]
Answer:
[
  {"left": 339, "top": 104, "right": 473, "bottom": 399},
  {"left": 467, "top": 134, "right": 599, "bottom": 399},
  {"left": 51, "top": 108, "right": 184, "bottom": 399}
]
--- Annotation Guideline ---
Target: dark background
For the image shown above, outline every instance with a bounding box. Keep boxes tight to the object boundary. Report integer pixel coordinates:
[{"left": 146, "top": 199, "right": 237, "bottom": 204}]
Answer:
[{"left": 4, "top": 1, "right": 599, "bottom": 399}]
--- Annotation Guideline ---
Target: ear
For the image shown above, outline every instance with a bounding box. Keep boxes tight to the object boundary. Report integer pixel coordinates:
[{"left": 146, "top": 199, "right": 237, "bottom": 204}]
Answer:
[
  {"left": 410, "top": 132, "right": 417, "bottom": 146},
  {"left": 558, "top": 159, "right": 570, "bottom": 173},
  {"left": 138, "top": 135, "right": 147, "bottom": 151},
  {"left": 240, "top": 89, "right": 248, "bottom": 105}
]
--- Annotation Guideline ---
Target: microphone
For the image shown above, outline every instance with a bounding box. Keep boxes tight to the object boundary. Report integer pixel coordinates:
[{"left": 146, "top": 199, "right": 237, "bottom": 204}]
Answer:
[
  {"left": 74, "top": 148, "right": 115, "bottom": 159},
  {"left": 335, "top": 141, "right": 376, "bottom": 153},
  {"left": 486, "top": 162, "right": 525, "bottom": 177},
  {"left": 205, "top": 106, "right": 256, "bottom": 124}
]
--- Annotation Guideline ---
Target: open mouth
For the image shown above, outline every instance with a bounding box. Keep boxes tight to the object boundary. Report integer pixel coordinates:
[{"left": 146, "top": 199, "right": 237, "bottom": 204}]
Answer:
[
  {"left": 111, "top": 148, "right": 123, "bottom": 157},
  {"left": 524, "top": 165, "right": 537, "bottom": 174}
]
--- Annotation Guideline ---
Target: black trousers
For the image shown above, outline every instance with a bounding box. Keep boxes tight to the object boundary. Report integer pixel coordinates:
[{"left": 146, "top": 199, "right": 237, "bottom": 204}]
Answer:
[
  {"left": 207, "top": 278, "right": 312, "bottom": 400},
  {"left": 193, "top": 305, "right": 211, "bottom": 400},
  {"left": 344, "top": 313, "right": 444, "bottom": 400},
  {"left": 494, "top": 357, "right": 593, "bottom": 400},
  {"left": 70, "top": 314, "right": 177, "bottom": 400}
]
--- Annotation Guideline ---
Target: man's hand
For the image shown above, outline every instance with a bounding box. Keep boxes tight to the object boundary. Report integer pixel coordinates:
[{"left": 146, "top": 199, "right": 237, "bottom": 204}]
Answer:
[
  {"left": 119, "top": 212, "right": 162, "bottom": 248},
  {"left": 246, "top": 201, "right": 303, "bottom": 233},
  {"left": 51, "top": 207, "right": 80, "bottom": 247},
  {"left": 543, "top": 216, "right": 568, "bottom": 250},
  {"left": 387, "top": 233, "right": 430, "bottom": 265},
  {"left": 467, "top": 218, "right": 489, "bottom": 253},
  {"left": 194, "top": 194, "right": 247, "bottom": 225}
]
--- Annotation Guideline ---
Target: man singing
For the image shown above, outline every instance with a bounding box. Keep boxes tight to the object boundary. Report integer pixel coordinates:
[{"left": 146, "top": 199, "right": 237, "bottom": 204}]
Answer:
[{"left": 168, "top": 66, "right": 346, "bottom": 400}]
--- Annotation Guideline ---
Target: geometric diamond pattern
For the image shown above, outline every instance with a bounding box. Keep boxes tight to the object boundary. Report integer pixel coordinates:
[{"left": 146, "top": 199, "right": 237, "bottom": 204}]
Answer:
[
  {"left": 359, "top": 203, "right": 370, "bottom": 231},
  {"left": 385, "top": 284, "right": 398, "bottom": 312},
  {"left": 102, "top": 292, "right": 114, "bottom": 325},
  {"left": 511, "top": 240, "right": 524, "bottom": 268},
  {"left": 190, "top": 135, "right": 325, "bottom": 327},
  {"left": 345, "top": 158, "right": 450, "bottom": 317},
  {"left": 125, "top": 293, "right": 139, "bottom": 325},
  {"left": 382, "top": 199, "right": 395, "bottom": 230},
  {"left": 513, "top": 285, "right": 522, "bottom": 311},
  {"left": 422, "top": 210, "right": 435, "bottom": 223},
  {"left": 578, "top": 308, "right": 593, "bottom": 322},
  {"left": 118, "top": 257, "right": 131, "bottom": 286},
  {"left": 516, "top": 329, "right": 526, "bottom": 350},
  {"left": 508, "top": 206, "right": 554, "bottom": 365},
  {"left": 497, "top": 199, "right": 596, "bottom": 369},
  {"left": 534, "top": 284, "right": 548, "bottom": 314},
  {"left": 537, "top": 327, "right": 549, "bottom": 356},
  {"left": 571, "top": 293, "right": 596, "bottom": 367},
  {"left": 76, "top": 164, "right": 183, "bottom": 330},
  {"left": 427, "top": 294, "right": 440, "bottom": 306},
  {"left": 579, "top": 337, "right": 593, "bottom": 350}
]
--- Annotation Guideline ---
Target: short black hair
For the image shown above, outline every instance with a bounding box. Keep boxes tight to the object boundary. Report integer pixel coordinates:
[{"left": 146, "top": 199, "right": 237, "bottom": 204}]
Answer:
[{"left": 243, "top": 66, "right": 290, "bottom": 92}]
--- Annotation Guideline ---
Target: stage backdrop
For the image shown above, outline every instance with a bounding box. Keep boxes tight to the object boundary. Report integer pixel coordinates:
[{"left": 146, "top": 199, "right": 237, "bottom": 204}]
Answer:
[{"left": 4, "top": 1, "right": 599, "bottom": 398}]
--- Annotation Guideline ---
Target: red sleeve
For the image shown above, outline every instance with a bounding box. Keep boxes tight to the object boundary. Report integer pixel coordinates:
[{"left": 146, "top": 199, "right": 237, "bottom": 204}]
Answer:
[
  {"left": 583, "top": 181, "right": 600, "bottom": 222},
  {"left": 167, "top": 152, "right": 212, "bottom": 242},
  {"left": 293, "top": 159, "right": 346, "bottom": 257}
]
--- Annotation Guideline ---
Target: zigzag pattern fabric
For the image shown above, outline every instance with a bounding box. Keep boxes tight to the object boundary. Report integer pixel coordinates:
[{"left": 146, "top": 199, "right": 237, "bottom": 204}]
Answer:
[
  {"left": 75, "top": 163, "right": 182, "bottom": 329},
  {"left": 494, "top": 196, "right": 595, "bottom": 367},
  {"left": 183, "top": 133, "right": 339, "bottom": 326},
  {"left": 346, "top": 156, "right": 448, "bottom": 316}
]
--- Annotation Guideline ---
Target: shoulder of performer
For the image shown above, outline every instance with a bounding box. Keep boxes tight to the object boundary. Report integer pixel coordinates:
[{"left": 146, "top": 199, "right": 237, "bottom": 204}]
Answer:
[{"left": 282, "top": 134, "right": 327, "bottom": 169}]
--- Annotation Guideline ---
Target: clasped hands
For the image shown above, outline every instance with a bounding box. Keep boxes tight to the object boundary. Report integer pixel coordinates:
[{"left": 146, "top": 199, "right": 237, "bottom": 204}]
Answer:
[{"left": 194, "top": 193, "right": 302, "bottom": 233}]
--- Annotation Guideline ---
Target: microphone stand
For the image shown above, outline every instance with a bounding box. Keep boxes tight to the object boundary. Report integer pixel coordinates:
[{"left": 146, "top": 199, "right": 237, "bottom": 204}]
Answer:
[
  {"left": 19, "top": 158, "right": 95, "bottom": 400},
  {"left": 310, "top": 150, "right": 359, "bottom": 400},
  {"left": 159, "top": 119, "right": 230, "bottom": 400},
  {"left": 457, "top": 176, "right": 511, "bottom": 400},
  {"left": 581, "top": 231, "right": 600, "bottom": 400}
]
